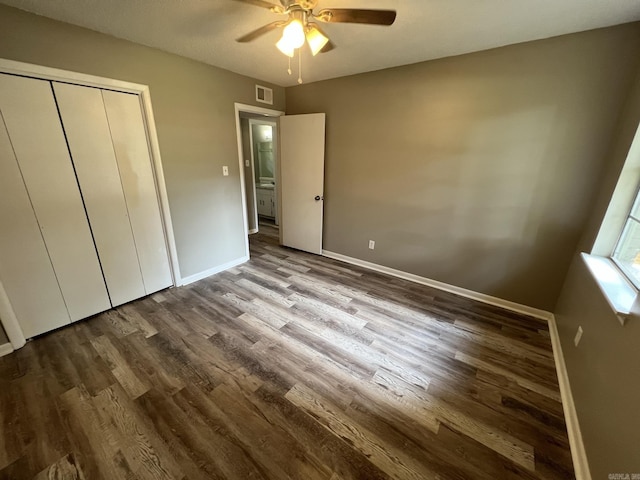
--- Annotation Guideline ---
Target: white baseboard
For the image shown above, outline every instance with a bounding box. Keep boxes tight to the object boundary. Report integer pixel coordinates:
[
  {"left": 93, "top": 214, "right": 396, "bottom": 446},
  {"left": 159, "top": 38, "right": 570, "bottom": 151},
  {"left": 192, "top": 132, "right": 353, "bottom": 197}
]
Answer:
[
  {"left": 179, "top": 255, "right": 249, "bottom": 286},
  {"left": 548, "top": 315, "right": 591, "bottom": 480},
  {"left": 248, "top": 228, "right": 259, "bottom": 234},
  {"left": 322, "top": 250, "right": 553, "bottom": 321},
  {"left": 0, "top": 342, "right": 14, "bottom": 357}
]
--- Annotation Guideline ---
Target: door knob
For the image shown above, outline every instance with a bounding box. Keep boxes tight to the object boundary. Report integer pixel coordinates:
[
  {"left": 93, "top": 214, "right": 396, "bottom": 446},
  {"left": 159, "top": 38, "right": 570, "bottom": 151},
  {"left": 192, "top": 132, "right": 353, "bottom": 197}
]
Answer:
[{"left": 314, "top": 195, "right": 323, "bottom": 201}]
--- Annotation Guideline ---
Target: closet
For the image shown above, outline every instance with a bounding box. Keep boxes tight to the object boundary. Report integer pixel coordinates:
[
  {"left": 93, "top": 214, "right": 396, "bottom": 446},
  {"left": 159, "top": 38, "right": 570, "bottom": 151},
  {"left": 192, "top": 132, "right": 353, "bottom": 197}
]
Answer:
[{"left": 0, "top": 73, "right": 173, "bottom": 339}]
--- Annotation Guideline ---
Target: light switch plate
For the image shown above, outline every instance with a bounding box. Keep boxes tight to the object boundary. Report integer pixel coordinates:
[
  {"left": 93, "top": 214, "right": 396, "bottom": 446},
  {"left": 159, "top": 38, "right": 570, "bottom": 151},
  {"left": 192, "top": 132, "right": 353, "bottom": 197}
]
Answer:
[
  {"left": 223, "top": 166, "right": 229, "bottom": 176},
  {"left": 245, "top": 159, "right": 250, "bottom": 167},
  {"left": 368, "top": 240, "right": 375, "bottom": 250}
]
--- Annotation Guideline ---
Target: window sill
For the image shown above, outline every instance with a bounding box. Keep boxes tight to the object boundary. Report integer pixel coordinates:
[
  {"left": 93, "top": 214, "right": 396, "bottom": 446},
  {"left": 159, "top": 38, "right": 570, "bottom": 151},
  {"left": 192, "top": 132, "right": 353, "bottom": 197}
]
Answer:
[{"left": 581, "top": 253, "right": 637, "bottom": 325}]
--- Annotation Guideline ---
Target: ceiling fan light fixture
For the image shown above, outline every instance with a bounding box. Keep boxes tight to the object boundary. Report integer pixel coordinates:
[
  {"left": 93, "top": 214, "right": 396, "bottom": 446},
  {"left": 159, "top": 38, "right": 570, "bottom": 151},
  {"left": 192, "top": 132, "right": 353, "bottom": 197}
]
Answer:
[
  {"left": 276, "top": 36, "right": 296, "bottom": 57},
  {"left": 305, "top": 24, "right": 329, "bottom": 56},
  {"left": 277, "top": 19, "right": 305, "bottom": 54}
]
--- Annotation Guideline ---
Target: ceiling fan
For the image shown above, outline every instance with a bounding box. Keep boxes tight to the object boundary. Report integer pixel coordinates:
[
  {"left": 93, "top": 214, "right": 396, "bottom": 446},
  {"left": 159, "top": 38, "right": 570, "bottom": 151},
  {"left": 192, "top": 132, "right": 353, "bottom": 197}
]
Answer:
[{"left": 233, "top": 0, "right": 397, "bottom": 57}]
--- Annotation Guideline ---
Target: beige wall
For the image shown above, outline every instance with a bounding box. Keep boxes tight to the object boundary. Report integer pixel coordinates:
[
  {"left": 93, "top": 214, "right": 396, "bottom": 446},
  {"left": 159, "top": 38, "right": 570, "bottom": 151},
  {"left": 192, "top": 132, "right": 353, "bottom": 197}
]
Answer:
[
  {"left": 0, "top": 4, "right": 285, "bottom": 281},
  {"left": 286, "top": 23, "right": 640, "bottom": 311},
  {"left": 554, "top": 69, "right": 640, "bottom": 477},
  {"left": 555, "top": 259, "right": 640, "bottom": 477}
]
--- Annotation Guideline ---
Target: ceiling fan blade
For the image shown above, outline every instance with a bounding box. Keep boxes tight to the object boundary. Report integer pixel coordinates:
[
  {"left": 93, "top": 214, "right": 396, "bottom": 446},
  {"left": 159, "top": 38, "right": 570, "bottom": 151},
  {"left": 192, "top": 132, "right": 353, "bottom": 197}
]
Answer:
[
  {"left": 316, "top": 9, "right": 396, "bottom": 26},
  {"left": 231, "top": 0, "right": 285, "bottom": 14},
  {"left": 236, "top": 21, "right": 286, "bottom": 42}
]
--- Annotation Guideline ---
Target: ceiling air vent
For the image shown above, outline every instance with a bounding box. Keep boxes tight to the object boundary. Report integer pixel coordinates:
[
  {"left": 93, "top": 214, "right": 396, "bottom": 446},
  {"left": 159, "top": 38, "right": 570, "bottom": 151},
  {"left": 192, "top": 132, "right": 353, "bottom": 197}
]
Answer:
[{"left": 256, "top": 85, "right": 273, "bottom": 105}]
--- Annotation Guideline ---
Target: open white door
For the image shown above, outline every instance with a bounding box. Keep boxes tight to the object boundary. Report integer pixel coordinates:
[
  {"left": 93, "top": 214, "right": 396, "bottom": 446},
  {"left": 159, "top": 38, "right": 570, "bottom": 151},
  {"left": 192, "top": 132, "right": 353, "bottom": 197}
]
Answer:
[{"left": 280, "top": 113, "right": 326, "bottom": 255}]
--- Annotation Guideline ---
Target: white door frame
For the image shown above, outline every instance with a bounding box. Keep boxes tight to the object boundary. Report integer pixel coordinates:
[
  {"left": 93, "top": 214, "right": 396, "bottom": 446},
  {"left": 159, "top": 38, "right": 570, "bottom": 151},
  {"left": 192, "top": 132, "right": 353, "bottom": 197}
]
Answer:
[
  {"left": 0, "top": 58, "right": 181, "bottom": 349},
  {"left": 234, "top": 103, "right": 284, "bottom": 258},
  {"left": 0, "top": 280, "right": 23, "bottom": 351}
]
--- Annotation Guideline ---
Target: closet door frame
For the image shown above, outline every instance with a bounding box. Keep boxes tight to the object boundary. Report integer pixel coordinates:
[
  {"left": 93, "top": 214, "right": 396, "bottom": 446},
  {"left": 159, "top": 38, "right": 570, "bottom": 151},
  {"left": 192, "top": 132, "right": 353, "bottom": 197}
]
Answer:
[{"left": 0, "top": 58, "right": 181, "bottom": 350}]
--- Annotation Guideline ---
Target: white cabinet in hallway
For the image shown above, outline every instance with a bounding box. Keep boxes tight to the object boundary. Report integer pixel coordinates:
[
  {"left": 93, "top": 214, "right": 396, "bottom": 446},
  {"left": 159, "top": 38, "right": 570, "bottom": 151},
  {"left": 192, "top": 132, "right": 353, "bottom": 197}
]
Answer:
[
  {"left": 256, "top": 186, "right": 275, "bottom": 218},
  {"left": 0, "top": 73, "right": 173, "bottom": 338}
]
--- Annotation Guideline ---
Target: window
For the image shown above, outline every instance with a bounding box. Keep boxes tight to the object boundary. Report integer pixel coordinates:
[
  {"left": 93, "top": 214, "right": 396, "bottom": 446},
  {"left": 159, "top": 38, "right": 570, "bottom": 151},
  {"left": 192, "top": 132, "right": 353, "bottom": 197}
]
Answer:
[
  {"left": 612, "top": 189, "right": 640, "bottom": 288},
  {"left": 582, "top": 120, "right": 640, "bottom": 324}
]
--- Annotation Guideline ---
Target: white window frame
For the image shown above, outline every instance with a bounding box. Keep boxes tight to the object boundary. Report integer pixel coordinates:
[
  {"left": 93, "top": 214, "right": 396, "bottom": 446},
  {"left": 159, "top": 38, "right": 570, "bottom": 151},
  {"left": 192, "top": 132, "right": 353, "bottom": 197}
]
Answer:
[
  {"left": 583, "top": 122, "right": 640, "bottom": 325},
  {"left": 610, "top": 191, "right": 640, "bottom": 289}
]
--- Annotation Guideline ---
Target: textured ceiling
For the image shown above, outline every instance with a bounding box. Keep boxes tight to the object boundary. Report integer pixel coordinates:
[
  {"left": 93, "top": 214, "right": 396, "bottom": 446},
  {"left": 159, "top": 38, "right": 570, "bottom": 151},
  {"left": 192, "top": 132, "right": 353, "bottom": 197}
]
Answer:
[{"left": 2, "top": 0, "right": 640, "bottom": 87}]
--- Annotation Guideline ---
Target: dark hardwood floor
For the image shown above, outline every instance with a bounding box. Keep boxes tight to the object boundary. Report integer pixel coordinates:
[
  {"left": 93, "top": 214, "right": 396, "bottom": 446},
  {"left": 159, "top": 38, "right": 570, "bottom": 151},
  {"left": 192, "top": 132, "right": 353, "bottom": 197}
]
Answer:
[{"left": 0, "top": 224, "right": 574, "bottom": 479}]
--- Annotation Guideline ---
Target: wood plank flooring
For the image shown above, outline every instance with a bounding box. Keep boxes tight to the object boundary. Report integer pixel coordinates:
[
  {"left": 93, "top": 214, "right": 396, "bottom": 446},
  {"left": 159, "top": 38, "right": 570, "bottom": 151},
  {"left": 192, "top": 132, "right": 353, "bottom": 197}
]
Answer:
[{"left": 0, "top": 224, "right": 575, "bottom": 479}]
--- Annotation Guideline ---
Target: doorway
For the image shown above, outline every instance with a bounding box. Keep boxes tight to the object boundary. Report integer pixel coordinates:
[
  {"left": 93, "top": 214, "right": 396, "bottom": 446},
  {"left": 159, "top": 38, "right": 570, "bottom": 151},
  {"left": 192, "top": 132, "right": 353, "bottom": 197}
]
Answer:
[
  {"left": 249, "top": 118, "right": 278, "bottom": 230},
  {"left": 234, "top": 105, "right": 327, "bottom": 259},
  {"left": 234, "top": 103, "right": 284, "bottom": 257}
]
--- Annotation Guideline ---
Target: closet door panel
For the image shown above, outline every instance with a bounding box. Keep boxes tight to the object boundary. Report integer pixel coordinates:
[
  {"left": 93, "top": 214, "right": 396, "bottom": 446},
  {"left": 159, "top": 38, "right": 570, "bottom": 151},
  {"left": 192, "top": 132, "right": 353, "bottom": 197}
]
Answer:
[
  {"left": 0, "top": 109, "right": 70, "bottom": 338},
  {"left": 102, "top": 90, "right": 172, "bottom": 294},
  {"left": 53, "top": 83, "right": 146, "bottom": 307},
  {"left": 0, "top": 74, "right": 110, "bottom": 322}
]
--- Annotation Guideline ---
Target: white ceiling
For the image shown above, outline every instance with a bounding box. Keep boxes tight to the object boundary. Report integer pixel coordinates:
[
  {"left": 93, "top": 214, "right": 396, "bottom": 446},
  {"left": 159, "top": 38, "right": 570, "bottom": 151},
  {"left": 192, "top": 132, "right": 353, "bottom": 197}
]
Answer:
[{"left": 2, "top": 0, "right": 640, "bottom": 87}]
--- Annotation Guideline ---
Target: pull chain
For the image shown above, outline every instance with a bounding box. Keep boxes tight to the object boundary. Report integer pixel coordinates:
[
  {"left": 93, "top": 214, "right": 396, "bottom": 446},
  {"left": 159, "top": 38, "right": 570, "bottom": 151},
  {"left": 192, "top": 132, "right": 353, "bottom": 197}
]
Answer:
[
  {"left": 287, "top": 55, "right": 292, "bottom": 75},
  {"left": 297, "top": 49, "right": 303, "bottom": 84}
]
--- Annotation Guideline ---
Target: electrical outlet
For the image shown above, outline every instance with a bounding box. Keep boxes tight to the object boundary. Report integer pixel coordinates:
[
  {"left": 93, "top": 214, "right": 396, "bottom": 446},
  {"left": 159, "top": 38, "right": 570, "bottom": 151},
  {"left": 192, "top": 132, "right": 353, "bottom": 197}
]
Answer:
[
  {"left": 368, "top": 240, "right": 375, "bottom": 250},
  {"left": 222, "top": 166, "right": 229, "bottom": 176},
  {"left": 245, "top": 159, "right": 250, "bottom": 167},
  {"left": 574, "top": 326, "right": 583, "bottom": 347}
]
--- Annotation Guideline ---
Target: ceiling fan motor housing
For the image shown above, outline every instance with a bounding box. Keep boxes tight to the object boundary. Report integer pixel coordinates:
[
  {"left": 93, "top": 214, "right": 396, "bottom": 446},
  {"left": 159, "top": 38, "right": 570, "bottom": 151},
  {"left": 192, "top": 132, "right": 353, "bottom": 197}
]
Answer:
[{"left": 278, "top": 0, "right": 317, "bottom": 10}]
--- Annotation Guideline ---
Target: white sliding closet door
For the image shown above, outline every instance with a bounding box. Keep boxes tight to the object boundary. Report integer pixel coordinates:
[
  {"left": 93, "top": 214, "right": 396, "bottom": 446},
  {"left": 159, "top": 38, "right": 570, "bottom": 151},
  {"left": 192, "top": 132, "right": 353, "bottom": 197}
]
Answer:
[
  {"left": 0, "top": 74, "right": 110, "bottom": 322},
  {"left": 53, "top": 82, "right": 146, "bottom": 307},
  {"left": 0, "top": 104, "right": 70, "bottom": 338},
  {"left": 102, "top": 90, "right": 172, "bottom": 294}
]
